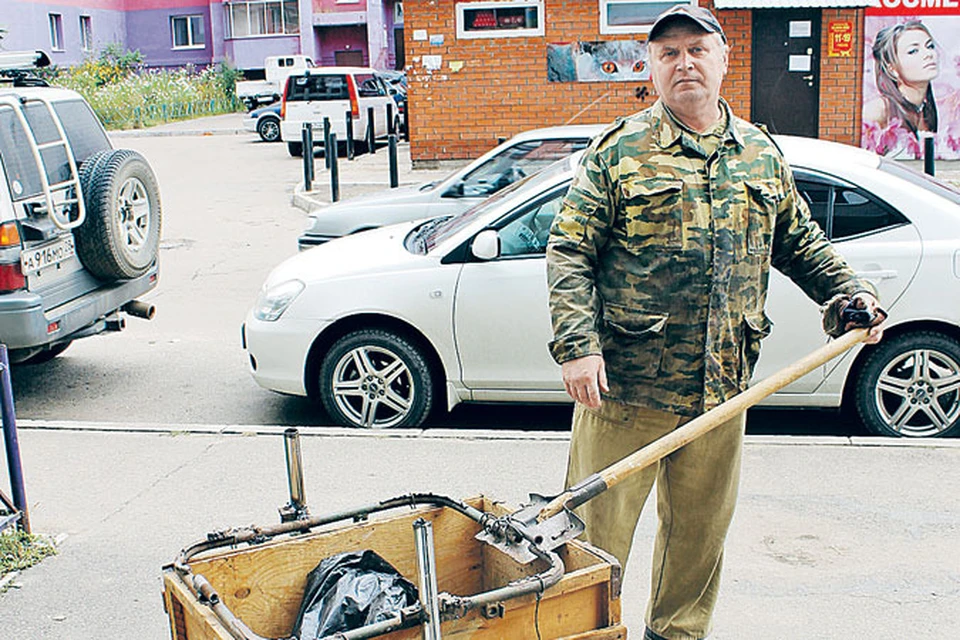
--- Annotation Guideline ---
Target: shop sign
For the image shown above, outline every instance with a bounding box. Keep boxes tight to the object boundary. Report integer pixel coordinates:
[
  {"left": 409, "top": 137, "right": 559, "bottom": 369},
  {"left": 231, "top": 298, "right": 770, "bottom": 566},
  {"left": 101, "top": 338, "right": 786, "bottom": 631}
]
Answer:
[{"left": 867, "top": 0, "right": 960, "bottom": 16}]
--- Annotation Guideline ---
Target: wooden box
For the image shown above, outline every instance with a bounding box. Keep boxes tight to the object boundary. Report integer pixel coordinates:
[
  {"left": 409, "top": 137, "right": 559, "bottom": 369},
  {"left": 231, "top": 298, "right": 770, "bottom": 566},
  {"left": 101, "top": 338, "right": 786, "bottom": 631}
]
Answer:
[{"left": 162, "top": 496, "right": 626, "bottom": 639}]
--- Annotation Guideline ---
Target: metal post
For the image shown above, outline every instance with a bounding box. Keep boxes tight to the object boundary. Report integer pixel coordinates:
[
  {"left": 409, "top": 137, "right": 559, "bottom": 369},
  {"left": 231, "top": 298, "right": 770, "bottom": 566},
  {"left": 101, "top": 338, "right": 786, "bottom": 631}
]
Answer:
[
  {"left": 402, "top": 102, "right": 409, "bottom": 142},
  {"left": 301, "top": 123, "right": 314, "bottom": 192},
  {"left": 279, "top": 428, "right": 308, "bottom": 522},
  {"left": 323, "top": 117, "right": 332, "bottom": 170},
  {"left": 389, "top": 134, "right": 399, "bottom": 188},
  {"left": 345, "top": 112, "right": 355, "bottom": 161},
  {"left": 367, "top": 106, "right": 376, "bottom": 154},
  {"left": 413, "top": 518, "right": 442, "bottom": 640},
  {"left": 498, "top": 136, "right": 506, "bottom": 145},
  {"left": 329, "top": 132, "right": 340, "bottom": 203},
  {"left": 387, "top": 102, "right": 395, "bottom": 136},
  {"left": 922, "top": 133, "right": 935, "bottom": 176},
  {"left": 0, "top": 344, "right": 29, "bottom": 533}
]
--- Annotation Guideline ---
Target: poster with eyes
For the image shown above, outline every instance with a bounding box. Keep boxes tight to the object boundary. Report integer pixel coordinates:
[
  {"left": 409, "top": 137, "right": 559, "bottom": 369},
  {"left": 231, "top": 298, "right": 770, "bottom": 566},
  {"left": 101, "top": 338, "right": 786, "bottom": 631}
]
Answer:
[
  {"left": 862, "top": 3, "right": 960, "bottom": 159},
  {"left": 547, "top": 41, "right": 650, "bottom": 83}
]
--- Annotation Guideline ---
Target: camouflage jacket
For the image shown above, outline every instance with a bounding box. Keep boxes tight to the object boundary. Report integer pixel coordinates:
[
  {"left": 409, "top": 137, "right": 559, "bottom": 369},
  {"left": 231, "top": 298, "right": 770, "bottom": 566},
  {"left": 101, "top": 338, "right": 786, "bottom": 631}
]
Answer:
[{"left": 546, "top": 99, "right": 877, "bottom": 416}]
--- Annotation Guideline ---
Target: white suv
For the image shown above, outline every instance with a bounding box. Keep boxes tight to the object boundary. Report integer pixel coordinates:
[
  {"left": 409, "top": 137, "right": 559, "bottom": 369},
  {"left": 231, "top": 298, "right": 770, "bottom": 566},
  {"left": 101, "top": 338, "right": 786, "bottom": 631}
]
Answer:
[
  {"left": 280, "top": 67, "right": 396, "bottom": 157},
  {"left": 0, "top": 51, "right": 160, "bottom": 363}
]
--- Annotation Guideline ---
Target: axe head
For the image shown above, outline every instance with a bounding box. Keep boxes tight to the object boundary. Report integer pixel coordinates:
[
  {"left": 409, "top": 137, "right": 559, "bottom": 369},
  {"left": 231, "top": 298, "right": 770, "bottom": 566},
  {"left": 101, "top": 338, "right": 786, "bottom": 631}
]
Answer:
[{"left": 475, "top": 493, "right": 586, "bottom": 564}]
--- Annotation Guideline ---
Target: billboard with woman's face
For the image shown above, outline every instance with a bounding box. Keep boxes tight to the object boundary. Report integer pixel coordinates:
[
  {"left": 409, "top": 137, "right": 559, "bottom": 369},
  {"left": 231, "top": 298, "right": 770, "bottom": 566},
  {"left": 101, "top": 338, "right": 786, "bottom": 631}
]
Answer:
[{"left": 862, "top": 4, "right": 960, "bottom": 159}]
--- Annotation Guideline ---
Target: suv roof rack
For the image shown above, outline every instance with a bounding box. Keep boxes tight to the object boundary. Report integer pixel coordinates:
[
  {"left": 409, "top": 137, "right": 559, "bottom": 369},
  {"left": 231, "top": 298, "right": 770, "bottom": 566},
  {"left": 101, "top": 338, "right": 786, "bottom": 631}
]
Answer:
[{"left": 0, "top": 50, "right": 51, "bottom": 87}]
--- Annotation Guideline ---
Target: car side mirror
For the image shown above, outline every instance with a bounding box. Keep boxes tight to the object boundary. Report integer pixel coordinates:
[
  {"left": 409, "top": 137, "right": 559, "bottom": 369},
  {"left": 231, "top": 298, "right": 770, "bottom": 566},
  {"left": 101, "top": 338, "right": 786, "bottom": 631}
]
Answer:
[{"left": 471, "top": 229, "right": 500, "bottom": 261}]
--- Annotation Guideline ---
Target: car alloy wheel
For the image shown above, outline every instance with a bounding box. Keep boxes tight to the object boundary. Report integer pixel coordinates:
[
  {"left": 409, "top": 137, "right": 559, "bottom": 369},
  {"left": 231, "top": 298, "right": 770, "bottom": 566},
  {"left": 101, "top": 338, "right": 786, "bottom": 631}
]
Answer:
[
  {"left": 257, "top": 117, "right": 280, "bottom": 143},
  {"left": 854, "top": 331, "right": 960, "bottom": 438},
  {"left": 319, "top": 329, "right": 433, "bottom": 428}
]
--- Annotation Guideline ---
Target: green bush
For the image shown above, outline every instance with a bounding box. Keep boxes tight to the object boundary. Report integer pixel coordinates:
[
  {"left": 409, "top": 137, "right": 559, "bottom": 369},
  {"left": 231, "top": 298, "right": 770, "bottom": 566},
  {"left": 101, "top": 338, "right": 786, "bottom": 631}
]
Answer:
[{"left": 46, "top": 44, "right": 242, "bottom": 130}]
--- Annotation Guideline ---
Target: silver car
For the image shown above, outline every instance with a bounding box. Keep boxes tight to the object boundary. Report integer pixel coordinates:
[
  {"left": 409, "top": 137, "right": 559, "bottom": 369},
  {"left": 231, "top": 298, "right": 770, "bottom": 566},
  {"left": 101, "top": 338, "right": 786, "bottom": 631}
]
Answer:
[{"left": 297, "top": 125, "right": 602, "bottom": 249}]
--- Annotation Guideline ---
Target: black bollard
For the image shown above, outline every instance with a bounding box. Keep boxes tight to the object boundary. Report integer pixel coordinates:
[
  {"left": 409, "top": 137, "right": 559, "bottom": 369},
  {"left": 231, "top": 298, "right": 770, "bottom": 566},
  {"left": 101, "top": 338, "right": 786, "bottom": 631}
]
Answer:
[
  {"left": 402, "top": 102, "right": 409, "bottom": 142},
  {"left": 367, "top": 106, "right": 376, "bottom": 154},
  {"left": 329, "top": 132, "right": 340, "bottom": 203},
  {"left": 389, "top": 133, "right": 399, "bottom": 188},
  {"left": 323, "top": 117, "right": 332, "bottom": 170},
  {"left": 498, "top": 136, "right": 506, "bottom": 145},
  {"left": 1, "top": 345, "right": 29, "bottom": 533},
  {"left": 345, "top": 111, "right": 355, "bottom": 160},
  {"left": 923, "top": 133, "right": 935, "bottom": 176},
  {"left": 301, "top": 123, "right": 314, "bottom": 191},
  {"left": 387, "top": 102, "right": 395, "bottom": 136}
]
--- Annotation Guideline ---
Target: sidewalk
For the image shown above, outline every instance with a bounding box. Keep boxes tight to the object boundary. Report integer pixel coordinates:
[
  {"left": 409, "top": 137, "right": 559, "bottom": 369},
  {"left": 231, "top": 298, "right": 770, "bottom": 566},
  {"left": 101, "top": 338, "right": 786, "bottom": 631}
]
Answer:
[{"left": 0, "top": 424, "right": 958, "bottom": 639}]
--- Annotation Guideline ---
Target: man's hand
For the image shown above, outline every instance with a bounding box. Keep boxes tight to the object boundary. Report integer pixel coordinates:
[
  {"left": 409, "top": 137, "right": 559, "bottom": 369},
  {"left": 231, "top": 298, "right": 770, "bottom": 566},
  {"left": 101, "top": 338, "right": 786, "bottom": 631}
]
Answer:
[
  {"left": 561, "top": 354, "right": 609, "bottom": 409},
  {"left": 846, "top": 292, "right": 885, "bottom": 345}
]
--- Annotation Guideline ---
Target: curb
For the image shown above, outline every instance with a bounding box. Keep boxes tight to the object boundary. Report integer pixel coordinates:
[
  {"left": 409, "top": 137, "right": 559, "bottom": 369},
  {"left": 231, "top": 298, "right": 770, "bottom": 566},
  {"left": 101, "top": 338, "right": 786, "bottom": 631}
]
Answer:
[
  {"left": 16, "top": 419, "right": 960, "bottom": 448},
  {"left": 111, "top": 127, "right": 247, "bottom": 139}
]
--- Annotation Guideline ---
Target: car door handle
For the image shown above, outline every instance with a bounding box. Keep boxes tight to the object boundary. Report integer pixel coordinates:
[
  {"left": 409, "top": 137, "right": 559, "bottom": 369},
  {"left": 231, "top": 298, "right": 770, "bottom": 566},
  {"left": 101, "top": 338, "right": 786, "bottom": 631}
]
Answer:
[{"left": 856, "top": 269, "right": 898, "bottom": 281}]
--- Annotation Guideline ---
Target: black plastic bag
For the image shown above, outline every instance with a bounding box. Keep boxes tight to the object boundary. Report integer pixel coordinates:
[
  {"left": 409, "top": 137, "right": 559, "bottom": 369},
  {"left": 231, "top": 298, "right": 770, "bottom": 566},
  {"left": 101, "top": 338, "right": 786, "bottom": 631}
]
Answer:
[{"left": 291, "top": 549, "right": 419, "bottom": 639}]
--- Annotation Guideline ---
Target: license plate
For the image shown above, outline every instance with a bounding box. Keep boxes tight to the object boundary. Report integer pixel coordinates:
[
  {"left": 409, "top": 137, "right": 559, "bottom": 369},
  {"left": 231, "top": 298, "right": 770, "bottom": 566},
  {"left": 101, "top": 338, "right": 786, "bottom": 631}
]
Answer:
[{"left": 21, "top": 236, "right": 76, "bottom": 273}]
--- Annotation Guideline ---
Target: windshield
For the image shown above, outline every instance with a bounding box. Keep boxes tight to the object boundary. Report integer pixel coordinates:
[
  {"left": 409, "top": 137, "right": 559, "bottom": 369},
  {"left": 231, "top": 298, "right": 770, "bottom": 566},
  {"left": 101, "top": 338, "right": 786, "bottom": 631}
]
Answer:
[
  {"left": 445, "top": 138, "right": 591, "bottom": 198},
  {"left": 880, "top": 159, "right": 960, "bottom": 206},
  {"left": 407, "top": 153, "right": 577, "bottom": 254}
]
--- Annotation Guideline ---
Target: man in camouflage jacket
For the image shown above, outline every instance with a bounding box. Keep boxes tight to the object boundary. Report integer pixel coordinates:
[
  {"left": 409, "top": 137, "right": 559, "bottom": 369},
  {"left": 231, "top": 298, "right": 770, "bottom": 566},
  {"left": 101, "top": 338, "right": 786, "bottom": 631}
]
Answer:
[{"left": 546, "top": 6, "right": 883, "bottom": 640}]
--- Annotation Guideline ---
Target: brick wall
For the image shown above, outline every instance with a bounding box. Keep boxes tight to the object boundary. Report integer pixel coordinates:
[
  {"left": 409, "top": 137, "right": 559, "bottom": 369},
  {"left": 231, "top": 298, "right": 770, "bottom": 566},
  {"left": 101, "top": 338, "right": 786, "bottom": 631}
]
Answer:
[
  {"left": 819, "top": 9, "right": 864, "bottom": 146},
  {"left": 404, "top": 1, "right": 865, "bottom": 163}
]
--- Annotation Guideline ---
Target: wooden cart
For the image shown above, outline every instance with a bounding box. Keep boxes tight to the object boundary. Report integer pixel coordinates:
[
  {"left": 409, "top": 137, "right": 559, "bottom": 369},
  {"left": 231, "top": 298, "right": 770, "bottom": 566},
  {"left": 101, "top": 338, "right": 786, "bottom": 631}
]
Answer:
[{"left": 162, "top": 496, "right": 626, "bottom": 640}]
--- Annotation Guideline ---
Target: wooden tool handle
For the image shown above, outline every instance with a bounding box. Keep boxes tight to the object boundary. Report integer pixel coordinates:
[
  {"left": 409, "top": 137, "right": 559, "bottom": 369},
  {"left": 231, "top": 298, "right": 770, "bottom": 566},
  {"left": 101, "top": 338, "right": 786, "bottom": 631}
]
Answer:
[{"left": 539, "top": 328, "right": 869, "bottom": 521}]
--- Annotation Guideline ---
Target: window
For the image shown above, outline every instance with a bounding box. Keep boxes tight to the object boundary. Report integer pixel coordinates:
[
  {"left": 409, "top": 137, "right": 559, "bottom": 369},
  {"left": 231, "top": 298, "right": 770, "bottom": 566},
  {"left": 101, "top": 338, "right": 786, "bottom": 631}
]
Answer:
[
  {"left": 48, "top": 14, "right": 64, "bottom": 51},
  {"left": 796, "top": 175, "right": 908, "bottom": 241},
  {"left": 355, "top": 74, "right": 386, "bottom": 98},
  {"left": 80, "top": 16, "right": 93, "bottom": 52},
  {"left": 171, "top": 15, "right": 205, "bottom": 49},
  {"left": 286, "top": 75, "right": 349, "bottom": 102},
  {"left": 498, "top": 191, "right": 565, "bottom": 257},
  {"left": 452, "top": 139, "right": 592, "bottom": 198},
  {"left": 456, "top": 1, "right": 544, "bottom": 39},
  {"left": 599, "top": 0, "right": 693, "bottom": 35},
  {"left": 225, "top": 1, "right": 300, "bottom": 38}
]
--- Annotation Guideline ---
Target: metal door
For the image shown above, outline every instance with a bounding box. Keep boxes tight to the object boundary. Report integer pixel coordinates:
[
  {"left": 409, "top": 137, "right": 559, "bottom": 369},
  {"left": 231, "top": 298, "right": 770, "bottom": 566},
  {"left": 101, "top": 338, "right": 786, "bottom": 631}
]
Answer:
[{"left": 751, "top": 9, "right": 821, "bottom": 137}]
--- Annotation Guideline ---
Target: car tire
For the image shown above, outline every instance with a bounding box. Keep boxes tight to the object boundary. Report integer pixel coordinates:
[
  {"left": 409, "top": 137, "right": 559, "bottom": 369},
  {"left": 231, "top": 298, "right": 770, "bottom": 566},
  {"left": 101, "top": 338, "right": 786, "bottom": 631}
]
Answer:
[
  {"left": 75, "top": 149, "right": 161, "bottom": 280},
  {"left": 287, "top": 141, "right": 303, "bottom": 157},
  {"left": 319, "top": 329, "right": 434, "bottom": 429},
  {"left": 257, "top": 116, "right": 281, "bottom": 143},
  {"left": 853, "top": 331, "right": 960, "bottom": 438}
]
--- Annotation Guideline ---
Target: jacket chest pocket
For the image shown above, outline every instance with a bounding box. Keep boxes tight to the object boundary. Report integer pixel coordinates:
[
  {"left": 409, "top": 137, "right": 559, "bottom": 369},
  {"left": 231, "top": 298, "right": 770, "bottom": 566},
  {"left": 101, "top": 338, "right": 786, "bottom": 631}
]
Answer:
[
  {"left": 743, "top": 180, "right": 779, "bottom": 256},
  {"left": 620, "top": 178, "right": 684, "bottom": 253}
]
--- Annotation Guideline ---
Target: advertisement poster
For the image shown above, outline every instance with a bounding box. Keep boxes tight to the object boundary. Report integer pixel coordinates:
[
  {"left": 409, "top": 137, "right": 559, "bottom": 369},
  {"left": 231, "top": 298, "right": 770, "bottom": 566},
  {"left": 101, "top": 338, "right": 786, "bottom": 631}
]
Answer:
[
  {"left": 547, "top": 41, "right": 650, "bottom": 82},
  {"left": 862, "top": 4, "right": 960, "bottom": 159}
]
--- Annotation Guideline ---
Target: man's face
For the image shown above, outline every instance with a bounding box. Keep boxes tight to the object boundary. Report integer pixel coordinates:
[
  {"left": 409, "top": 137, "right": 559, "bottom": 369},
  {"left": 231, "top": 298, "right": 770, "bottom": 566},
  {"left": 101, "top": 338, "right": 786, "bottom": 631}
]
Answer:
[{"left": 649, "top": 23, "right": 728, "bottom": 115}]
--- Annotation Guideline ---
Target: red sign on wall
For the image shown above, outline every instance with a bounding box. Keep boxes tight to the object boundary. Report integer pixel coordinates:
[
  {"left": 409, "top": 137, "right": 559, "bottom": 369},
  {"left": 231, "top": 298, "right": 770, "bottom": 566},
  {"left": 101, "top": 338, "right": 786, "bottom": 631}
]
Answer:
[{"left": 828, "top": 21, "right": 854, "bottom": 56}]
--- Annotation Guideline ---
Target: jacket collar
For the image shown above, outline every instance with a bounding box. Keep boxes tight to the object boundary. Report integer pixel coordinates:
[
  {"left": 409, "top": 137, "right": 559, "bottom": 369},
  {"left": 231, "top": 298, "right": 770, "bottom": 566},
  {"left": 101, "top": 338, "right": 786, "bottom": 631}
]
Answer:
[{"left": 651, "top": 98, "right": 744, "bottom": 152}]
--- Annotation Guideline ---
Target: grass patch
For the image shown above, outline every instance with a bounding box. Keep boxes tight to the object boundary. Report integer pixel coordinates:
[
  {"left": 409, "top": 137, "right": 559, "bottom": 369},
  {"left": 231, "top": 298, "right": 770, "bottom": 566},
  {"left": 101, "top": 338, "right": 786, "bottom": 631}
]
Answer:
[{"left": 0, "top": 529, "right": 57, "bottom": 577}]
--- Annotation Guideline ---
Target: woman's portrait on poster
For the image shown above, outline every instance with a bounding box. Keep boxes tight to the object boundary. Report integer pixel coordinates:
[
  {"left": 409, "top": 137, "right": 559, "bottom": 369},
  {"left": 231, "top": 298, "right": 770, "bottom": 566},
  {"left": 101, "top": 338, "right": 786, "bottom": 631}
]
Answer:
[{"left": 864, "top": 20, "right": 939, "bottom": 136}]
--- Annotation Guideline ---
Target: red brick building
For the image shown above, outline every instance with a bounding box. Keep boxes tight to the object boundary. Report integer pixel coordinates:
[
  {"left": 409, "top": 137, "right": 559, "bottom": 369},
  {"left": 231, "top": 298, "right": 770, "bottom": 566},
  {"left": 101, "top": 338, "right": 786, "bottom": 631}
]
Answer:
[{"left": 402, "top": 0, "right": 871, "bottom": 164}]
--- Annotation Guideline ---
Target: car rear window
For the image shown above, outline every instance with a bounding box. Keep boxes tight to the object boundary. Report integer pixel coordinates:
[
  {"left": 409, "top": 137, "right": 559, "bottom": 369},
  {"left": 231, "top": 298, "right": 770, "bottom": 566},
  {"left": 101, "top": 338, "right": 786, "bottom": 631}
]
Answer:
[
  {"left": 54, "top": 99, "right": 111, "bottom": 163},
  {"left": 879, "top": 158, "right": 960, "bottom": 206},
  {"left": 286, "top": 74, "right": 349, "bottom": 102},
  {"left": 354, "top": 74, "right": 385, "bottom": 97},
  {"left": 0, "top": 104, "right": 45, "bottom": 201}
]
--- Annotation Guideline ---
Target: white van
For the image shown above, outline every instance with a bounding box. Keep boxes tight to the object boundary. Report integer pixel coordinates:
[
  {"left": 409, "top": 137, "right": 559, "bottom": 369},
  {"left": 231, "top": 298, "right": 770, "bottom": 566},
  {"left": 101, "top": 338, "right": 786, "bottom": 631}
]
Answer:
[{"left": 279, "top": 67, "right": 396, "bottom": 157}]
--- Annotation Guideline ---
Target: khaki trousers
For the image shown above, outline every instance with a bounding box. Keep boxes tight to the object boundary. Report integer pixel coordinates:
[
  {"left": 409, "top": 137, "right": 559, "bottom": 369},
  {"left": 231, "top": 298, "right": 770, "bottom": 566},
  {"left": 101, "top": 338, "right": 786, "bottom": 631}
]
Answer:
[{"left": 565, "top": 401, "right": 746, "bottom": 640}]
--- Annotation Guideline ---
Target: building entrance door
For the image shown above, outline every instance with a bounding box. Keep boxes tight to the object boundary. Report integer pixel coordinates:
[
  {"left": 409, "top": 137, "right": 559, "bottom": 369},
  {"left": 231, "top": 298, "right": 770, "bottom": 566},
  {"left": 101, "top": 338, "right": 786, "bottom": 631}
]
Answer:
[
  {"left": 751, "top": 9, "right": 821, "bottom": 137},
  {"left": 335, "top": 50, "right": 365, "bottom": 66}
]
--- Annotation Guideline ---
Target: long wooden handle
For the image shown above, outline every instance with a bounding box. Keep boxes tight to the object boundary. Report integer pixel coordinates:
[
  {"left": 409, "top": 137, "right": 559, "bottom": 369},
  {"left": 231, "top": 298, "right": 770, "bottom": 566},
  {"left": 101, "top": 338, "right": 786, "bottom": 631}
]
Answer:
[{"left": 539, "top": 328, "right": 869, "bottom": 520}]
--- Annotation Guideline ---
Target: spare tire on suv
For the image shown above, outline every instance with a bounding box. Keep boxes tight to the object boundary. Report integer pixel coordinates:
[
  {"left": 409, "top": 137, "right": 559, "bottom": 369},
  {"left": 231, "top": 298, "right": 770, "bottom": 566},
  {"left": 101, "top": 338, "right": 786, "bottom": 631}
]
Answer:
[{"left": 75, "top": 148, "right": 162, "bottom": 280}]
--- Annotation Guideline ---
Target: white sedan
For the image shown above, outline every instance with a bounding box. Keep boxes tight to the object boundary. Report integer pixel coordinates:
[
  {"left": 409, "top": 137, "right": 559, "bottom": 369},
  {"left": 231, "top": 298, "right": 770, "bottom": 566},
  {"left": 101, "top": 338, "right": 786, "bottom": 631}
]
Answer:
[{"left": 244, "top": 136, "right": 960, "bottom": 438}]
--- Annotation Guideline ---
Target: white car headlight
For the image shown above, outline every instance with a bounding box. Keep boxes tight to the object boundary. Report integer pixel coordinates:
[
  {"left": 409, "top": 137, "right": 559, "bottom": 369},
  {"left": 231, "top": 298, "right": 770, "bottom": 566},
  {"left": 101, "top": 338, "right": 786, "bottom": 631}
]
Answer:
[{"left": 254, "top": 280, "right": 305, "bottom": 321}]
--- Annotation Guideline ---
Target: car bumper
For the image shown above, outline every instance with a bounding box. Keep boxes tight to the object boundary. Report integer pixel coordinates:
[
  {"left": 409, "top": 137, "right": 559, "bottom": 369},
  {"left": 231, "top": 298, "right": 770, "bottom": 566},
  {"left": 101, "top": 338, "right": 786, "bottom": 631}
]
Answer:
[
  {"left": 243, "top": 119, "right": 258, "bottom": 133},
  {"left": 0, "top": 264, "right": 158, "bottom": 349},
  {"left": 243, "top": 313, "right": 324, "bottom": 397},
  {"left": 297, "top": 233, "right": 338, "bottom": 251}
]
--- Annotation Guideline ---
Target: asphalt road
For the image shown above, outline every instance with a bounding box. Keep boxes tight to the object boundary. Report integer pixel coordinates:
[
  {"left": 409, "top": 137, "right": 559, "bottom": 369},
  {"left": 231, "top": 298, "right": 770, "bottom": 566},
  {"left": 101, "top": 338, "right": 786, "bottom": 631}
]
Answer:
[{"left": 5, "top": 121, "right": 863, "bottom": 436}]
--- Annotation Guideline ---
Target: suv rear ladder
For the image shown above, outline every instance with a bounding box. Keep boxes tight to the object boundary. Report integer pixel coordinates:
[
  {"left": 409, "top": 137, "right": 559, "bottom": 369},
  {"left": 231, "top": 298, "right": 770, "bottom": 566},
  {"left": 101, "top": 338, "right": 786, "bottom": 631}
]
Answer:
[{"left": 2, "top": 94, "right": 86, "bottom": 230}]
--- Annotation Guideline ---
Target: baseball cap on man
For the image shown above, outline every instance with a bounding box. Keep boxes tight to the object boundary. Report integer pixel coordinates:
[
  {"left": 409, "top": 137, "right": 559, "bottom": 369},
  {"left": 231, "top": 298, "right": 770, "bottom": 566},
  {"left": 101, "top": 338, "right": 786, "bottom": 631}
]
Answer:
[{"left": 648, "top": 5, "right": 727, "bottom": 44}]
